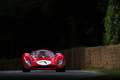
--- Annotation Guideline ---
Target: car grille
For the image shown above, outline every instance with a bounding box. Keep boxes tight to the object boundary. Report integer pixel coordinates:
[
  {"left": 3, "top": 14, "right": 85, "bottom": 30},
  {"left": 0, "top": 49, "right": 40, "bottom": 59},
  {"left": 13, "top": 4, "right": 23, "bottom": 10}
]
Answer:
[{"left": 32, "top": 65, "right": 57, "bottom": 68}]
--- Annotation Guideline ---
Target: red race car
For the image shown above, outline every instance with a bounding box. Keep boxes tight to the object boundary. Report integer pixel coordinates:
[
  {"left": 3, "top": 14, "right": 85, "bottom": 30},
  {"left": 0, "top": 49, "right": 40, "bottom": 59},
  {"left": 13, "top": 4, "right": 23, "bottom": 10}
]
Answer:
[{"left": 22, "top": 49, "right": 66, "bottom": 72}]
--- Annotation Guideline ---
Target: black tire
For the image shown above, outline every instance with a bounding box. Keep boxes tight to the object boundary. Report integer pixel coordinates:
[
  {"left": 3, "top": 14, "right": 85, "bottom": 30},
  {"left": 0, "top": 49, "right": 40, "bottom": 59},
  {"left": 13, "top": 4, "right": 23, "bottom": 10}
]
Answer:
[
  {"left": 22, "top": 59, "right": 30, "bottom": 72},
  {"left": 56, "top": 66, "right": 65, "bottom": 72},
  {"left": 22, "top": 65, "right": 30, "bottom": 72}
]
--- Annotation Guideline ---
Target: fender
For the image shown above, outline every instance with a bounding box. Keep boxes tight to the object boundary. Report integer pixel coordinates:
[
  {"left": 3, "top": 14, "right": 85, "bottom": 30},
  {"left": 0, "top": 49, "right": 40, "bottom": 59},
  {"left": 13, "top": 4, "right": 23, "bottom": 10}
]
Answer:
[
  {"left": 55, "top": 53, "right": 66, "bottom": 67},
  {"left": 22, "top": 53, "right": 32, "bottom": 68}
]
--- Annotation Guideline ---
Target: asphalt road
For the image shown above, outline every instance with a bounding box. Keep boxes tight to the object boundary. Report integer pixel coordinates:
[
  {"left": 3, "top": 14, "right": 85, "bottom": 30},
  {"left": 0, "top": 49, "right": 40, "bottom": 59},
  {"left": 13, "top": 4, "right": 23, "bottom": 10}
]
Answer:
[{"left": 0, "top": 70, "right": 106, "bottom": 80}]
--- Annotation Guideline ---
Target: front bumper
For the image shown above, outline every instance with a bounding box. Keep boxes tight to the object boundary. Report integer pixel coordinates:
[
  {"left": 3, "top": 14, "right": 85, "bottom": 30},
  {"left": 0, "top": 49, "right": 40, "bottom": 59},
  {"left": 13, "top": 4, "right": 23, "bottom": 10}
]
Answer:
[
  {"left": 24, "top": 65, "right": 64, "bottom": 70},
  {"left": 31, "top": 65, "right": 57, "bottom": 70}
]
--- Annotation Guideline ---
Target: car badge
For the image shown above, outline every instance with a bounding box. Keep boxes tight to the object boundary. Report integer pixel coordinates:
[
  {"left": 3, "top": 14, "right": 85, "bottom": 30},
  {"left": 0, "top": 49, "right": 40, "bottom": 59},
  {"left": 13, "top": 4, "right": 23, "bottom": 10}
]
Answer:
[{"left": 37, "top": 60, "right": 51, "bottom": 65}]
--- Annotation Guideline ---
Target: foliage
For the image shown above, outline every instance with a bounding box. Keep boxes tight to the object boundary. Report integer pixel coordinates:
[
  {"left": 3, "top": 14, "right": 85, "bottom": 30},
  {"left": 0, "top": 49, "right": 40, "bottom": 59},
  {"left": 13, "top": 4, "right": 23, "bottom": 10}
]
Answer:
[
  {"left": 81, "top": 68, "right": 120, "bottom": 80},
  {"left": 103, "top": 0, "right": 120, "bottom": 45}
]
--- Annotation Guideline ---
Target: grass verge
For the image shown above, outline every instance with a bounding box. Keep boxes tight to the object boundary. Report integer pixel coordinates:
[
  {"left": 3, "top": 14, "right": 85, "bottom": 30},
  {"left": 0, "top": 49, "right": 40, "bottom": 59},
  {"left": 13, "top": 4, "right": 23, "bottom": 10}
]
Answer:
[{"left": 78, "top": 67, "right": 120, "bottom": 80}]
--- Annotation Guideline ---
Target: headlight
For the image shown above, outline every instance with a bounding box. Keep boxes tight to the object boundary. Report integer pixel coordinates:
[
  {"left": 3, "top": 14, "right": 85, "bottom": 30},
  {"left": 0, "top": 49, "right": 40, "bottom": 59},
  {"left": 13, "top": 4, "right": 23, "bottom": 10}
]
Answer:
[
  {"left": 25, "top": 60, "right": 31, "bottom": 67},
  {"left": 57, "top": 59, "right": 63, "bottom": 67}
]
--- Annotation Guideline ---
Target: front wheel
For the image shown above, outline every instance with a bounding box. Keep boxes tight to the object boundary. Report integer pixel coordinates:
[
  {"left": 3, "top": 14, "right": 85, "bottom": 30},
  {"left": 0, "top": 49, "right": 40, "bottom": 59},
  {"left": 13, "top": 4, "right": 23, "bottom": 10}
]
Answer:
[
  {"left": 22, "top": 59, "right": 30, "bottom": 72},
  {"left": 56, "top": 66, "right": 65, "bottom": 72},
  {"left": 22, "top": 65, "right": 30, "bottom": 72}
]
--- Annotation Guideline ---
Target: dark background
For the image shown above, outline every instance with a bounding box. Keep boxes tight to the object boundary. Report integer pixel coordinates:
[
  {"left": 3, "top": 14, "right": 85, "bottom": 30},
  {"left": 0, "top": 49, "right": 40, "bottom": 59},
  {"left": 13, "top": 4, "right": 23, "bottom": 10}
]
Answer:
[{"left": 0, "top": 0, "right": 108, "bottom": 59}]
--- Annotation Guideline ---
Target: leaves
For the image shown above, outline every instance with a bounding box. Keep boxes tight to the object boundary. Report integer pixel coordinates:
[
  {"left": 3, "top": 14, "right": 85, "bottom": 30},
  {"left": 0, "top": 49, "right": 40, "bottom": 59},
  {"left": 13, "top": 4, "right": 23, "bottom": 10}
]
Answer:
[{"left": 103, "top": 0, "right": 120, "bottom": 45}]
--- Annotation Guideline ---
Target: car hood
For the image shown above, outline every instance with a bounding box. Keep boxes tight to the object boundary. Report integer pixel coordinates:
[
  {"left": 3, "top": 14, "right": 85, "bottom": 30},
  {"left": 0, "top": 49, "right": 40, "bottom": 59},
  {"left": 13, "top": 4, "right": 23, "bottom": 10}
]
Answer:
[{"left": 32, "top": 57, "right": 55, "bottom": 61}]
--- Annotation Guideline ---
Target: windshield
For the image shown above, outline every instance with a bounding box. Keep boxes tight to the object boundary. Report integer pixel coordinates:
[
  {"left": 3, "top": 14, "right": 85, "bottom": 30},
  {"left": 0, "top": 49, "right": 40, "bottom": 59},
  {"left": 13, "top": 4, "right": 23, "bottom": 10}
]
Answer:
[{"left": 31, "top": 50, "right": 55, "bottom": 58}]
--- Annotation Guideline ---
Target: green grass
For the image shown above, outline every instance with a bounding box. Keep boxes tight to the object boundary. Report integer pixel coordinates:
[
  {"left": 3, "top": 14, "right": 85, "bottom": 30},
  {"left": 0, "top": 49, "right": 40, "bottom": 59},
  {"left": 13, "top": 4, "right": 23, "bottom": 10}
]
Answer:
[{"left": 78, "top": 68, "right": 120, "bottom": 80}]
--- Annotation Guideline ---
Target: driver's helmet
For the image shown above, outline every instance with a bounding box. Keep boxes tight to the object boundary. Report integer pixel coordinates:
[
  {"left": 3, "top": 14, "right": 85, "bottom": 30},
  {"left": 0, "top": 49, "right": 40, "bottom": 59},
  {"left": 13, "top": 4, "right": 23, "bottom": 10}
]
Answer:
[
  {"left": 36, "top": 51, "right": 40, "bottom": 54},
  {"left": 40, "top": 51, "right": 46, "bottom": 55}
]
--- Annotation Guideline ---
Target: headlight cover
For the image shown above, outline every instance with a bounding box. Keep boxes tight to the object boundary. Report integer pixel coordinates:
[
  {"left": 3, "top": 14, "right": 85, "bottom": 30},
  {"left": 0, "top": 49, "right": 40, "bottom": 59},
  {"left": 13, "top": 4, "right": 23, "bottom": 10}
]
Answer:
[
  {"left": 57, "top": 59, "right": 63, "bottom": 67},
  {"left": 25, "top": 60, "right": 31, "bottom": 67}
]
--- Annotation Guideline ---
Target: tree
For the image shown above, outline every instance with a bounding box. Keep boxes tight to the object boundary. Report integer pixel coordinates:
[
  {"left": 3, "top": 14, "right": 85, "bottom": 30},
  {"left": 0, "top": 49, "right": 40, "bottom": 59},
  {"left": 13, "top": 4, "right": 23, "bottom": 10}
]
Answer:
[{"left": 103, "top": 0, "right": 120, "bottom": 45}]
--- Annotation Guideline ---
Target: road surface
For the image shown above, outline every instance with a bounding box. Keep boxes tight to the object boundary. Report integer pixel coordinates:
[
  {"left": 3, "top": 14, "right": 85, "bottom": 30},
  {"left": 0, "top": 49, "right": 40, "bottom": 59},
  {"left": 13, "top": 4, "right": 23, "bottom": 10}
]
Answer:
[{"left": 0, "top": 70, "right": 106, "bottom": 80}]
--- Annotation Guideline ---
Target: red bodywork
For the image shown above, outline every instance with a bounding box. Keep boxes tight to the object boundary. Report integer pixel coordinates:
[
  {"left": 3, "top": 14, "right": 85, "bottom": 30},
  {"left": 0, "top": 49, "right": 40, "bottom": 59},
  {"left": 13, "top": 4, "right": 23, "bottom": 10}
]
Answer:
[{"left": 22, "top": 49, "right": 66, "bottom": 70}]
